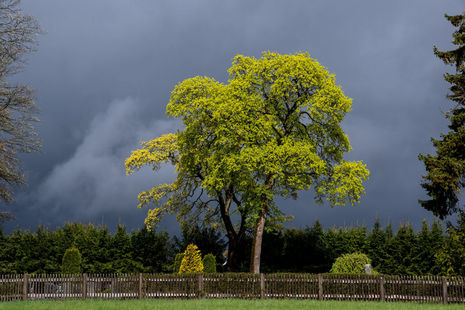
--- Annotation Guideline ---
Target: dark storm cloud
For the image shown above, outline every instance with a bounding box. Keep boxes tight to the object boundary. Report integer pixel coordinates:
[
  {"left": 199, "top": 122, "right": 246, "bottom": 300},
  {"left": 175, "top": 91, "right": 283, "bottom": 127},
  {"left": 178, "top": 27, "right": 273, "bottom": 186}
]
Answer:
[
  {"left": 33, "top": 99, "right": 179, "bottom": 217},
  {"left": 3, "top": 0, "right": 464, "bottom": 232},
  {"left": 10, "top": 98, "right": 180, "bottom": 230}
]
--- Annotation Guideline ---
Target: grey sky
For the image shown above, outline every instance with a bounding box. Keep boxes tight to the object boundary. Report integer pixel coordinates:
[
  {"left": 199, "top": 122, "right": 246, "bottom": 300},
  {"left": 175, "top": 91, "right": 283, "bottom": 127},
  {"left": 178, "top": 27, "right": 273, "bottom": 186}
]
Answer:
[{"left": 3, "top": 0, "right": 464, "bottom": 233}]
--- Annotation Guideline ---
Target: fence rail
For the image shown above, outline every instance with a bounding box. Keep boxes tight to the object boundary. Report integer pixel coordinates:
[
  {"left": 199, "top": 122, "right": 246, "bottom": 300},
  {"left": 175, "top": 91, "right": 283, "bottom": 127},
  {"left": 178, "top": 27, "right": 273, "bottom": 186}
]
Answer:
[{"left": 0, "top": 273, "right": 463, "bottom": 303}]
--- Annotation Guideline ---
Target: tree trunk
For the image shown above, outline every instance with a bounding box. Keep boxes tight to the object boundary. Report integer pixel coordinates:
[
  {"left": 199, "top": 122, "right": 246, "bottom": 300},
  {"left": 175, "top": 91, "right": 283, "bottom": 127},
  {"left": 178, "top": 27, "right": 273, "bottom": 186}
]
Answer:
[
  {"left": 226, "top": 235, "right": 238, "bottom": 271},
  {"left": 250, "top": 175, "right": 275, "bottom": 274},
  {"left": 250, "top": 206, "right": 267, "bottom": 274},
  {"left": 225, "top": 214, "right": 247, "bottom": 271},
  {"left": 217, "top": 188, "right": 246, "bottom": 272}
]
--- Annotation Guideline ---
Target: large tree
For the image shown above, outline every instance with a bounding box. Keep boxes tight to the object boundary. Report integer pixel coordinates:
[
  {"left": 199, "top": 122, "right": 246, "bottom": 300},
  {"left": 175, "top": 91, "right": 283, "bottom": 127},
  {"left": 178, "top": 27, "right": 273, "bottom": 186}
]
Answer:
[
  {"left": 418, "top": 13, "right": 465, "bottom": 218},
  {"left": 126, "top": 52, "right": 369, "bottom": 273},
  {"left": 0, "top": 0, "right": 41, "bottom": 205}
]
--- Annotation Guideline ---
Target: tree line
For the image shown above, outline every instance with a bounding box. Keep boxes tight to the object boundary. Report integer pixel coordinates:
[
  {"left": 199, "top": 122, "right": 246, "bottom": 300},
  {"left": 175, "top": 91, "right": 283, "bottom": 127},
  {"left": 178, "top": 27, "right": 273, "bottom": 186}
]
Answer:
[{"left": 1, "top": 216, "right": 464, "bottom": 276}]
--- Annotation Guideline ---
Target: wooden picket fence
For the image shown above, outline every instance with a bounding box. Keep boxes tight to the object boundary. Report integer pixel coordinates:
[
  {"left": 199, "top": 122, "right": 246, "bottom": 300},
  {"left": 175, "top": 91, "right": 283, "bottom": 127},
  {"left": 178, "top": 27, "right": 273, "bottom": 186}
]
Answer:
[{"left": 0, "top": 273, "right": 464, "bottom": 304}]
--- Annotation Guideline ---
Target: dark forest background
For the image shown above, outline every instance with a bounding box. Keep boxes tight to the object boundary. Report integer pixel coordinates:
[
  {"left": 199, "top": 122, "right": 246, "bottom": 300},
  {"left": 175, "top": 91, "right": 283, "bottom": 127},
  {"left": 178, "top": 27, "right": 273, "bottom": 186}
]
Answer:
[{"left": 1, "top": 216, "right": 465, "bottom": 276}]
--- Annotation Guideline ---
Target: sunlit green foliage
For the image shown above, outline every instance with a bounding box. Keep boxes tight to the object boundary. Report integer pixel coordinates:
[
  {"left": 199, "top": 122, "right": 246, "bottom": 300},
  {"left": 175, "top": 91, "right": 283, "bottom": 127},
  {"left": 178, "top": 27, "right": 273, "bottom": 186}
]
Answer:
[
  {"left": 126, "top": 52, "right": 369, "bottom": 226},
  {"left": 126, "top": 52, "right": 369, "bottom": 272},
  {"left": 330, "top": 252, "right": 371, "bottom": 274},
  {"left": 179, "top": 244, "right": 203, "bottom": 274}
]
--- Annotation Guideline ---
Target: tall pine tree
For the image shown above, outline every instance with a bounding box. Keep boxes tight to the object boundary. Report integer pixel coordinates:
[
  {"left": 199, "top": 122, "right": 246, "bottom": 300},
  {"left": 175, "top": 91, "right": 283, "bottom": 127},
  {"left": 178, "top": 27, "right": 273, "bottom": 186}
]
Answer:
[{"left": 419, "top": 13, "right": 465, "bottom": 218}]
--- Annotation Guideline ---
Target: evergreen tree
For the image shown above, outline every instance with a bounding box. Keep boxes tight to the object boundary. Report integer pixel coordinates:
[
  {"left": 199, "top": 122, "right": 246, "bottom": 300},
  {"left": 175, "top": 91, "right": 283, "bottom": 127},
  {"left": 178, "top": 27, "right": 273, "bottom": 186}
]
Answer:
[
  {"left": 324, "top": 225, "right": 367, "bottom": 266},
  {"left": 62, "top": 247, "right": 81, "bottom": 274},
  {"left": 345, "top": 226, "right": 368, "bottom": 254},
  {"left": 173, "top": 253, "right": 184, "bottom": 273},
  {"left": 130, "top": 227, "right": 171, "bottom": 272},
  {"left": 412, "top": 220, "right": 433, "bottom": 274},
  {"left": 411, "top": 220, "right": 444, "bottom": 275},
  {"left": 384, "top": 224, "right": 417, "bottom": 275},
  {"left": 202, "top": 254, "right": 216, "bottom": 273},
  {"left": 435, "top": 212, "right": 465, "bottom": 276},
  {"left": 0, "top": 228, "right": 7, "bottom": 273},
  {"left": 307, "top": 221, "right": 328, "bottom": 272},
  {"left": 430, "top": 220, "right": 445, "bottom": 274},
  {"left": 324, "top": 227, "right": 342, "bottom": 263},
  {"left": 365, "top": 218, "right": 387, "bottom": 271},
  {"left": 385, "top": 222, "right": 394, "bottom": 240},
  {"left": 109, "top": 225, "right": 143, "bottom": 273},
  {"left": 179, "top": 244, "right": 203, "bottom": 274},
  {"left": 419, "top": 13, "right": 465, "bottom": 218},
  {"left": 3, "top": 229, "right": 25, "bottom": 273},
  {"left": 31, "top": 226, "right": 58, "bottom": 273}
]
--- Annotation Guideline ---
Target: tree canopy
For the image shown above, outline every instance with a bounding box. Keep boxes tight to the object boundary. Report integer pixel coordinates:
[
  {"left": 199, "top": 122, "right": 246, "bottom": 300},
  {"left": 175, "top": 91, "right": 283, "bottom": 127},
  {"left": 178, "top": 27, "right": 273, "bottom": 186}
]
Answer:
[
  {"left": 0, "top": 0, "right": 41, "bottom": 204},
  {"left": 126, "top": 52, "right": 369, "bottom": 273},
  {"left": 419, "top": 13, "right": 465, "bottom": 218}
]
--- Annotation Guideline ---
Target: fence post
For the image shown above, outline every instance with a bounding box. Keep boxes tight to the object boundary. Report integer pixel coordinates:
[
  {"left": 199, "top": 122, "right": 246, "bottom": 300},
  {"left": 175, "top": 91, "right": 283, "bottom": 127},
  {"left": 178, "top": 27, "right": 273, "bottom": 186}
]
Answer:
[
  {"left": 22, "top": 274, "right": 28, "bottom": 300},
  {"left": 139, "top": 273, "right": 143, "bottom": 299},
  {"left": 82, "top": 273, "right": 87, "bottom": 299},
  {"left": 442, "top": 276, "right": 448, "bottom": 305},
  {"left": 318, "top": 274, "right": 323, "bottom": 300},
  {"left": 197, "top": 274, "right": 203, "bottom": 299},
  {"left": 260, "top": 273, "right": 265, "bottom": 299},
  {"left": 379, "top": 276, "right": 385, "bottom": 302}
]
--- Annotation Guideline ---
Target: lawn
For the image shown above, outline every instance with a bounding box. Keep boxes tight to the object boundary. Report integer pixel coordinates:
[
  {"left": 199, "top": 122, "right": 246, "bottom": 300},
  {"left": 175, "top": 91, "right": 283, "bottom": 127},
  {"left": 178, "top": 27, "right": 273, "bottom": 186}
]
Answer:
[{"left": 0, "top": 299, "right": 463, "bottom": 310}]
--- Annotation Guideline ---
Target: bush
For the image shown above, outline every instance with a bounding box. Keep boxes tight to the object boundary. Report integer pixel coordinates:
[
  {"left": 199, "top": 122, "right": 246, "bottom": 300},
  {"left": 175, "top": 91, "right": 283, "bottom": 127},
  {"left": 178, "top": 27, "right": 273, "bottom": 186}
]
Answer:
[
  {"left": 330, "top": 252, "right": 371, "bottom": 274},
  {"left": 173, "top": 253, "right": 184, "bottom": 273},
  {"left": 202, "top": 253, "right": 216, "bottom": 273},
  {"left": 62, "top": 247, "right": 82, "bottom": 274},
  {"left": 179, "top": 244, "right": 203, "bottom": 274}
]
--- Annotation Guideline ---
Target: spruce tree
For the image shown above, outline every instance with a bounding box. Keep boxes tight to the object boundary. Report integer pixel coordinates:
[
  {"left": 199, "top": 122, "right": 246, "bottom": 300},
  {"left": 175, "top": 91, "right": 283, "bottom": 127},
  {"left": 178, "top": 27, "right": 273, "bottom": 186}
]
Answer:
[
  {"left": 419, "top": 13, "right": 465, "bottom": 218},
  {"left": 365, "top": 219, "right": 387, "bottom": 271},
  {"left": 179, "top": 244, "right": 204, "bottom": 274},
  {"left": 386, "top": 224, "right": 416, "bottom": 275},
  {"left": 430, "top": 220, "right": 445, "bottom": 274},
  {"left": 436, "top": 212, "right": 465, "bottom": 276},
  {"left": 412, "top": 220, "right": 433, "bottom": 275}
]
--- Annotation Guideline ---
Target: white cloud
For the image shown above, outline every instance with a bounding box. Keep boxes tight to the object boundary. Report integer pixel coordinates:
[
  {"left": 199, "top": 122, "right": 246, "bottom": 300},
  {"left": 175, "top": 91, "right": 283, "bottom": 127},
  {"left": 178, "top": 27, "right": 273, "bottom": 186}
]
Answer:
[{"left": 32, "top": 98, "right": 180, "bottom": 218}]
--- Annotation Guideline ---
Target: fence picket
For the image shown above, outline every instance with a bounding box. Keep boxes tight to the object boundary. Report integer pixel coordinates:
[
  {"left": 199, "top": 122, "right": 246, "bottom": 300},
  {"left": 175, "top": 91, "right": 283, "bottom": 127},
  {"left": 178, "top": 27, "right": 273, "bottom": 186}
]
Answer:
[{"left": 0, "top": 273, "right": 463, "bottom": 303}]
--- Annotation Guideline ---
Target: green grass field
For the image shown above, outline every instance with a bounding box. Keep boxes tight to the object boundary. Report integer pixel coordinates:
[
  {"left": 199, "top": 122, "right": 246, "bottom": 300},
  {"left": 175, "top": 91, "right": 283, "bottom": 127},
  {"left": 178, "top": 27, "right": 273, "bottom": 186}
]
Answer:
[{"left": 0, "top": 299, "right": 463, "bottom": 310}]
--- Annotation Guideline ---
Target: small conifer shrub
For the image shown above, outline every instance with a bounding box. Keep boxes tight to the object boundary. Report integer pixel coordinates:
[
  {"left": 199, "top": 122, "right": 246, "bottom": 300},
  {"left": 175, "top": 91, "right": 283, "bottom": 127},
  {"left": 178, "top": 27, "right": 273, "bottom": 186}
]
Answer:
[
  {"left": 202, "top": 253, "right": 216, "bottom": 273},
  {"left": 62, "top": 247, "right": 82, "bottom": 274},
  {"left": 330, "top": 252, "right": 371, "bottom": 274},
  {"left": 179, "top": 244, "right": 204, "bottom": 274},
  {"left": 173, "top": 252, "right": 184, "bottom": 273}
]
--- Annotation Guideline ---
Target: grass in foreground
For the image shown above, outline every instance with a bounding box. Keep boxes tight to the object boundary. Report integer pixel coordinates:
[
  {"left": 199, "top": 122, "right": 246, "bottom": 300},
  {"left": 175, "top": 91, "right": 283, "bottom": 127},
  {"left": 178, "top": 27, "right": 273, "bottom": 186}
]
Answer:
[{"left": 0, "top": 299, "right": 463, "bottom": 310}]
